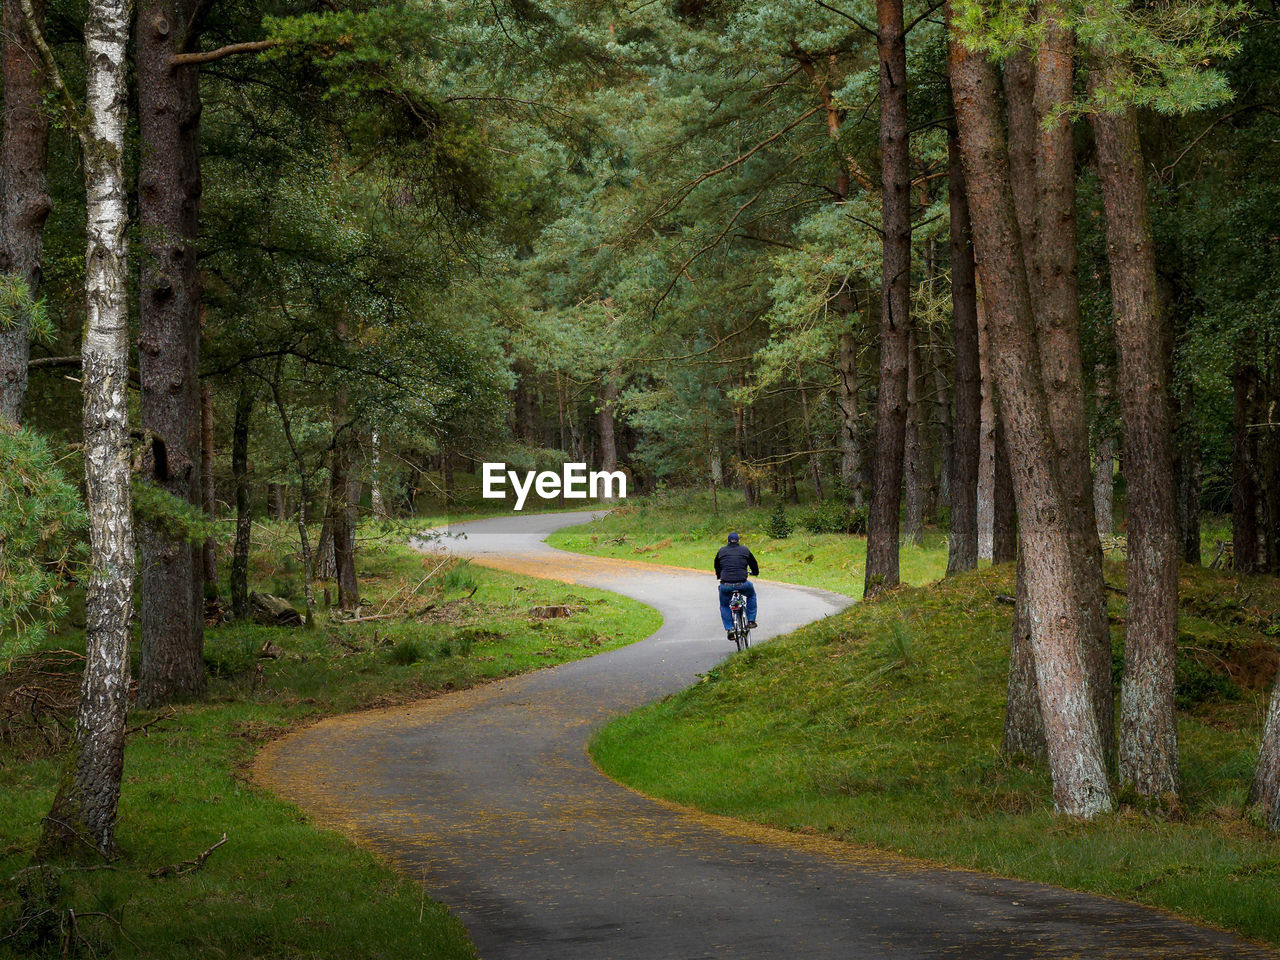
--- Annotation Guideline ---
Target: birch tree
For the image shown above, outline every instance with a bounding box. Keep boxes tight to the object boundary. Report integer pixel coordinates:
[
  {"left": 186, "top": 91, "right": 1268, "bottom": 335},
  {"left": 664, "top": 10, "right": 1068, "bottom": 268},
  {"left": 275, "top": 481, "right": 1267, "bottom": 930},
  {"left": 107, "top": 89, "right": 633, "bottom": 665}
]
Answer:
[{"left": 24, "top": 0, "right": 137, "bottom": 854}]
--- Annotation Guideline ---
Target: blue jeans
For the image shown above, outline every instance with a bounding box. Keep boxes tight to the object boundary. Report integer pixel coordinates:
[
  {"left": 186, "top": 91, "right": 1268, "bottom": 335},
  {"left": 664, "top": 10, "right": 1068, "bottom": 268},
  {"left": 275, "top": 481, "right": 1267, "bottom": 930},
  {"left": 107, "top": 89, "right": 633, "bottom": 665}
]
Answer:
[{"left": 719, "top": 581, "right": 757, "bottom": 631}]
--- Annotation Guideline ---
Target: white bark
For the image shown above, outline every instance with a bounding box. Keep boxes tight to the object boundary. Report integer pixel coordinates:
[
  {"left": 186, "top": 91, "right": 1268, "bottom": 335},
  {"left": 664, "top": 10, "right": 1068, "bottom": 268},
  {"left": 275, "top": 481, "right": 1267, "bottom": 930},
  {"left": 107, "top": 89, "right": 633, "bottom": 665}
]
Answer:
[
  {"left": 370, "top": 430, "right": 385, "bottom": 517},
  {"left": 43, "top": 0, "right": 135, "bottom": 854}
]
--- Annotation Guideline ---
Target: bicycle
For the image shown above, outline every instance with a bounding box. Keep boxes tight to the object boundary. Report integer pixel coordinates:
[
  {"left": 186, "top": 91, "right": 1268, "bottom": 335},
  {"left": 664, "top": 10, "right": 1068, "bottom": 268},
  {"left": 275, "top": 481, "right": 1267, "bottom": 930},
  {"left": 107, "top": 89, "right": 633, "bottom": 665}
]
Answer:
[{"left": 728, "top": 590, "right": 751, "bottom": 652}]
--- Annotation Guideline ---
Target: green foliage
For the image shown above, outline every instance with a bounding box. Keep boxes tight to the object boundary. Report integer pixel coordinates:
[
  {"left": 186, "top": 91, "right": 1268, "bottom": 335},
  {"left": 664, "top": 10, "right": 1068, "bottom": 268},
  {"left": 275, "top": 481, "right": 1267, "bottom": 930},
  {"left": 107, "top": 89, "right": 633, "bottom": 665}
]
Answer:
[
  {"left": 131, "top": 479, "right": 222, "bottom": 547},
  {"left": 0, "top": 428, "right": 84, "bottom": 669},
  {"left": 798, "top": 500, "right": 868, "bottom": 535},
  {"left": 0, "top": 274, "right": 52, "bottom": 343},
  {"left": 765, "top": 499, "right": 792, "bottom": 539},
  {"left": 1174, "top": 654, "right": 1242, "bottom": 711}
]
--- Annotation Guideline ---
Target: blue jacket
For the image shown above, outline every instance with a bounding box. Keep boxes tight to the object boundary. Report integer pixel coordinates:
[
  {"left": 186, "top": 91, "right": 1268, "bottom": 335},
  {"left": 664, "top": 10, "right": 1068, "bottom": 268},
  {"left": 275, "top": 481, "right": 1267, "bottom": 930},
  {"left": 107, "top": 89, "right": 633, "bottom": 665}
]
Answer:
[{"left": 714, "top": 543, "right": 759, "bottom": 583}]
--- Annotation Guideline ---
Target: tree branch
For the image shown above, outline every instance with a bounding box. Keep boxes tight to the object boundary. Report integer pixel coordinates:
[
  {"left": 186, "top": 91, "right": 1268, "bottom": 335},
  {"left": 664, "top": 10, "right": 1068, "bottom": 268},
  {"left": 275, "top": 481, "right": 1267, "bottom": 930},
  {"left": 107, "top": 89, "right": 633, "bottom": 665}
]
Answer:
[
  {"left": 811, "top": 0, "right": 878, "bottom": 39},
  {"left": 640, "top": 105, "right": 822, "bottom": 230},
  {"left": 171, "top": 39, "right": 279, "bottom": 67},
  {"left": 17, "top": 0, "right": 85, "bottom": 138}
]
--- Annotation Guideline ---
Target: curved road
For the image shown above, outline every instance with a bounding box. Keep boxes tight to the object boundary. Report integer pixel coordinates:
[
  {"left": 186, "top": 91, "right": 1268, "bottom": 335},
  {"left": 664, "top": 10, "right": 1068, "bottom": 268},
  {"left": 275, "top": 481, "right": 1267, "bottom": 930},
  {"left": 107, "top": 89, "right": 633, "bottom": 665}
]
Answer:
[{"left": 257, "top": 511, "right": 1274, "bottom": 959}]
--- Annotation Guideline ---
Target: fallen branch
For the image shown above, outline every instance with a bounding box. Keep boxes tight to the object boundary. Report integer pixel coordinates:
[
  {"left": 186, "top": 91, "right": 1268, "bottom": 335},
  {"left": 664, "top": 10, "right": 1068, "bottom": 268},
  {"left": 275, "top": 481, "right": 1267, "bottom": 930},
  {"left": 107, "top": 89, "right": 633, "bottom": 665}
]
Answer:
[
  {"left": 149, "top": 833, "right": 227, "bottom": 879},
  {"left": 125, "top": 709, "right": 176, "bottom": 739}
]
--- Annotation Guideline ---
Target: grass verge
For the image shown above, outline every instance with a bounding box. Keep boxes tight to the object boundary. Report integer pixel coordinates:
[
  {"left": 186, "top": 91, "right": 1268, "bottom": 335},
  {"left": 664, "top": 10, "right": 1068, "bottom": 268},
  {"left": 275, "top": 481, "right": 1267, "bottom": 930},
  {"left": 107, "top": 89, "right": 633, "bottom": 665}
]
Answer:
[
  {"left": 591, "top": 560, "right": 1280, "bottom": 946},
  {"left": 2, "top": 528, "right": 660, "bottom": 959},
  {"left": 548, "top": 489, "right": 948, "bottom": 596}
]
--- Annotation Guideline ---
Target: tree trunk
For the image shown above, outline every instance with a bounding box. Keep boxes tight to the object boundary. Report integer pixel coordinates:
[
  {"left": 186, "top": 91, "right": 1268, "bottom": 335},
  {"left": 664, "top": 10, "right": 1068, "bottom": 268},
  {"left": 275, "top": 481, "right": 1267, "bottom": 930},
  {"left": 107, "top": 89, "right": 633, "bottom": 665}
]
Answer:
[
  {"left": 796, "top": 365, "right": 824, "bottom": 501},
  {"left": 930, "top": 322, "right": 955, "bottom": 514},
  {"left": 1251, "top": 671, "right": 1280, "bottom": 831},
  {"left": 978, "top": 296, "right": 996, "bottom": 560},
  {"left": 598, "top": 370, "right": 619, "bottom": 484},
  {"left": 903, "top": 328, "right": 927, "bottom": 546},
  {"left": 1175, "top": 390, "right": 1202, "bottom": 565},
  {"left": 331, "top": 441, "right": 358, "bottom": 611},
  {"left": 865, "top": 0, "right": 912, "bottom": 598},
  {"left": 0, "top": 0, "right": 52, "bottom": 425},
  {"left": 269, "top": 482, "right": 285, "bottom": 521},
  {"left": 370, "top": 430, "right": 385, "bottom": 517},
  {"left": 1233, "top": 349, "right": 1260, "bottom": 574},
  {"left": 1094, "top": 365, "right": 1116, "bottom": 540},
  {"left": 201, "top": 383, "right": 217, "bottom": 588},
  {"left": 515, "top": 360, "right": 538, "bottom": 443},
  {"left": 735, "top": 377, "right": 756, "bottom": 506},
  {"left": 1091, "top": 73, "right": 1180, "bottom": 798},
  {"left": 837, "top": 330, "right": 863, "bottom": 505},
  {"left": 992, "top": 411, "right": 1018, "bottom": 563},
  {"left": 1003, "top": 557, "right": 1047, "bottom": 758},
  {"left": 1038, "top": 16, "right": 1114, "bottom": 758},
  {"left": 137, "top": 0, "right": 205, "bottom": 706},
  {"left": 949, "top": 22, "right": 1113, "bottom": 817},
  {"left": 40, "top": 0, "right": 135, "bottom": 856},
  {"left": 231, "top": 382, "right": 253, "bottom": 620},
  {"left": 948, "top": 122, "right": 980, "bottom": 575}
]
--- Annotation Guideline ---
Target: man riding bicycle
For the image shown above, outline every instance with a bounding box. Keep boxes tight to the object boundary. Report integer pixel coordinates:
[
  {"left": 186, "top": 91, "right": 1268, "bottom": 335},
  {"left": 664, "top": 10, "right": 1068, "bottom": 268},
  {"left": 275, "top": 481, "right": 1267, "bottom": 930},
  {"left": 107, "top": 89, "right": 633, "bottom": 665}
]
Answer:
[{"left": 714, "top": 532, "right": 758, "bottom": 642}]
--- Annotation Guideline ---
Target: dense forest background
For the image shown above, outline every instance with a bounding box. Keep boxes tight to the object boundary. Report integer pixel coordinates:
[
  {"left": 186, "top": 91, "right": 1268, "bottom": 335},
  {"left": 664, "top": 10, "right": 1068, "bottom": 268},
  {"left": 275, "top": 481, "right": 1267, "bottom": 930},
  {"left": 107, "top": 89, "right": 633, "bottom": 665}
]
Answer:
[{"left": 6, "top": 0, "right": 1280, "bottom": 868}]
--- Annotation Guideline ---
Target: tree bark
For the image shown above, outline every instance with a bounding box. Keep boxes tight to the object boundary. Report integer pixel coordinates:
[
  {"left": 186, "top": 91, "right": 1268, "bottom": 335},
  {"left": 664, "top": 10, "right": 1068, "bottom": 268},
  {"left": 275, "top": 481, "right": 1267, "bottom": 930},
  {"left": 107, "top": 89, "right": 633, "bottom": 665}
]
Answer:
[
  {"left": 201, "top": 382, "right": 217, "bottom": 588},
  {"left": 1002, "top": 556, "right": 1047, "bottom": 758},
  {"left": 992, "top": 410, "right": 1018, "bottom": 563},
  {"left": 598, "top": 369, "right": 619, "bottom": 487},
  {"left": 865, "top": 0, "right": 912, "bottom": 597},
  {"left": 515, "top": 360, "right": 538, "bottom": 443},
  {"left": 1251, "top": 670, "right": 1280, "bottom": 831},
  {"left": 837, "top": 329, "right": 863, "bottom": 505},
  {"left": 40, "top": 0, "right": 135, "bottom": 856},
  {"left": 331, "top": 443, "right": 358, "bottom": 611},
  {"left": 903, "top": 327, "right": 928, "bottom": 545},
  {"left": 930, "top": 321, "right": 955, "bottom": 514},
  {"left": 0, "top": 0, "right": 52, "bottom": 425},
  {"left": 1094, "top": 365, "right": 1116, "bottom": 540},
  {"left": 369, "top": 430, "right": 386, "bottom": 517},
  {"left": 735, "top": 375, "right": 756, "bottom": 506},
  {"left": 1233, "top": 348, "right": 1260, "bottom": 573},
  {"left": 137, "top": 0, "right": 205, "bottom": 706},
  {"left": 231, "top": 382, "right": 252, "bottom": 620},
  {"left": 977, "top": 295, "right": 996, "bottom": 560},
  {"left": 797, "top": 364, "right": 824, "bottom": 500},
  {"left": 1175, "top": 395, "right": 1202, "bottom": 565},
  {"left": 1091, "top": 73, "right": 1180, "bottom": 798},
  {"left": 948, "top": 123, "right": 980, "bottom": 575},
  {"left": 949, "top": 21, "right": 1113, "bottom": 817},
  {"left": 1038, "top": 18, "right": 1114, "bottom": 758}
]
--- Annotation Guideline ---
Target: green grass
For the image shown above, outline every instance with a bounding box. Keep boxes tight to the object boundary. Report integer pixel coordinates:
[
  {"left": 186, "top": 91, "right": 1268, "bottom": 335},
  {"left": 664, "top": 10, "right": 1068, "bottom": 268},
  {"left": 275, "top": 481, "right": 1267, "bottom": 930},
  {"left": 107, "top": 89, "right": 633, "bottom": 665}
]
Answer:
[
  {"left": 592, "top": 560, "right": 1280, "bottom": 947},
  {"left": 548, "top": 488, "right": 949, "bottom": 596},
  {"left": 2, "top": 530, "right": 660, "bottom": 959}
]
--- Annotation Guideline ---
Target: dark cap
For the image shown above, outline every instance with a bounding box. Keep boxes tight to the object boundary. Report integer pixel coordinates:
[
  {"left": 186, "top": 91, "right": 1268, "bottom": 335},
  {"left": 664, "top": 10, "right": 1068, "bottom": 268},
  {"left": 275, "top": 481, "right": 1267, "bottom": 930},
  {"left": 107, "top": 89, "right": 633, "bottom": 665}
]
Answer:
[{"left": 727, "top": 532, "right": 739, "bottom": 543}]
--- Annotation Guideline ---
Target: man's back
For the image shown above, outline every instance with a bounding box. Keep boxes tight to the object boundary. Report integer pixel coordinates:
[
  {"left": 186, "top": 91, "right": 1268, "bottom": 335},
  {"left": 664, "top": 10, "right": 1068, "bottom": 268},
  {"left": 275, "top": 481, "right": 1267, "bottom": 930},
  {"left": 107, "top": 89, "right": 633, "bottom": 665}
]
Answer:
[{"left": 715, "top": 543, "right": 758, "bottom": 583}]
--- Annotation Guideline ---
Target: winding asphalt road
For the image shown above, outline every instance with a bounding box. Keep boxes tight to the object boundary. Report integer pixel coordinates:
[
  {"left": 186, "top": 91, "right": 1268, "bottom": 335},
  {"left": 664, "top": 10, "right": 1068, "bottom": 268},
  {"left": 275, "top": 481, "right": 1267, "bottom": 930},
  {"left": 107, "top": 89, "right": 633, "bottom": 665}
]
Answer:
[{"left": 256, "top": 511, "right": 1275, "bottom": 959}]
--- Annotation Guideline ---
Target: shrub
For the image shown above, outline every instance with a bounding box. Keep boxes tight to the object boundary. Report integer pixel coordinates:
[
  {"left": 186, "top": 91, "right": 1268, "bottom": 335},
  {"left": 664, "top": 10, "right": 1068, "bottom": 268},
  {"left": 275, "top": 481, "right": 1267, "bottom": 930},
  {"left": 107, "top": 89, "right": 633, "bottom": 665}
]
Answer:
[
  {"left": 0, "top": 428, "right": 86, "bottom": 670},
  {"left": 389, "top": 638, "right": 428, "bottom": 665},
  {"left": 765, "top": 500, "right": 792, "bottom": 539},
  {"left": 442, "top": 560, "right": 478, "bottom": 594},
  {"left": 799, "top": 500, "right": 868, "bottom": 535}
]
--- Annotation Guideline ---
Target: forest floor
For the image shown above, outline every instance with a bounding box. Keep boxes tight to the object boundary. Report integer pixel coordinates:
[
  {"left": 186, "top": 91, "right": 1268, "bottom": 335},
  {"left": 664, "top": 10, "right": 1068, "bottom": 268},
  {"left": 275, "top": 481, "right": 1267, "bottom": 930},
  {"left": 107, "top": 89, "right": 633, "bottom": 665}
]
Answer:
[
  {"left": 0, "top": 516, "right": 659, "bottom": 959},
  {"left": 578, "top": 493, "right": 1280, "bottom": 946}
]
